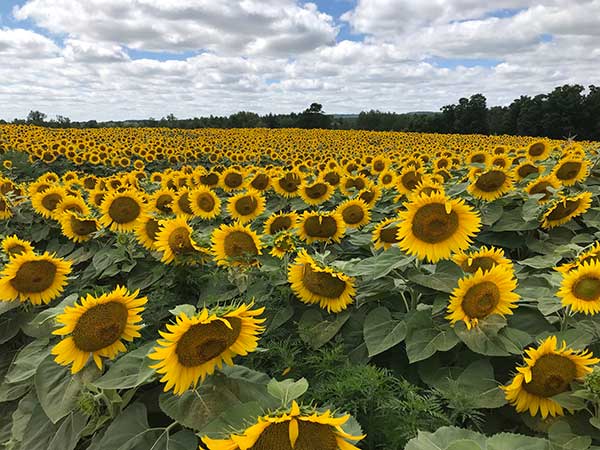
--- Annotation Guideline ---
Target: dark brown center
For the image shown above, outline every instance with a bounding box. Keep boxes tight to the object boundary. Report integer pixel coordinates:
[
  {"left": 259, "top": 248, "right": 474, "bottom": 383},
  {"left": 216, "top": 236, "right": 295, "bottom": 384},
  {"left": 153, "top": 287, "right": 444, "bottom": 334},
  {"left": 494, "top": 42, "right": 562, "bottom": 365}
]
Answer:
[
  {"left": 546, "top": 199, "right": 581, "bottom": 221},
  {"left": 9, "top": 260, "right": 57, "bottom": 293},
  {"left": 301, "top": 264, "right": 347, "bottom": 298},
  {"left": 224, "top": 172, "right": 243, "bottom": 188},
  {"left": 303, "top": 216, "right": 339, "bottom": 238},
  {"left": 70, "top": 215, "right": 98, "bottom": 236},
  {"left": 249, "top": 421, "right": 338, "bottom": 450},
  {"left": 223, "top": 231, "right": 258, "bottom": 258},
  {"left": 474, "top": 170, "right": 507, "bottom": 192},
  {"left": 523, "top": 354, "right": 576, "bottom": 397},
  {"left": 175, "top": 318, "right": 242, "bottom": 367},
  {"left": 108, "top": 196, "right": 141, "bottom": 224},
  {"left": 177, "top": 193, "right": 193, "bottom": 215},
  {"left": 572, "top": 276, "right": 600, "bottom": 301},
  {"left": 556, "top": 162, "right": 582, "bottom": 181},
  {"left": 269, "top": 216, "right": 292, "bottom": 234},
  {"left": 41, "top": 193, "right": 62, "bottom": 211},
  {"left": 411, "top": 203, "right": 459, "bottom": 244},
  {"left": 72, "top": 302, "right": 129, "bottom": 352},
  {"left": 461, "top": 281, "right": 500, "bottom": 318},
  {"left": 235, "top": 195, "right": 258, "bottom": 215},
  {"left": 304, "top": 183, "right": 328, "bottom": 199},
  {"left": 342, "top": 204, "right": 365, "bottom": 225}
]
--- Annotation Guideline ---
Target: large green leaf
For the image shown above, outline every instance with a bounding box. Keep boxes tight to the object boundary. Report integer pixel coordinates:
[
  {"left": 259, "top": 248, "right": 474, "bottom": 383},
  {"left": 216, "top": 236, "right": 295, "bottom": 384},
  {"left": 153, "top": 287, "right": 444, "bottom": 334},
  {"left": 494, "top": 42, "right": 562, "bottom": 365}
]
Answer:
[
  {"left": 34, "top": 355, "right": 85, "bottom": 423},
  {"left": 92, "top": 342, "right": 156, "bottom": 390},
  {"left": 47, "top": 412, "right": 88, "bottom": 450},
  {"left": 267, "top": 378, "right": 308, "bottom": 406},
  {"left": 453, "top": 316, "right": 511, "bottom": 356},
  {"left": 406, "top": 260, "right": 462, "bottom": 294},
  {"left": 298, "top": 309, "right": 351, "bottom": 349},
  {"left": 363, "top": 306, "right": 406, "bottom": 357},
  {"left": 405, "top": 315, "right": 459, "bottom": 363},
  {"left": 5, "top": 338, "right": 50, "bottom": 384}
]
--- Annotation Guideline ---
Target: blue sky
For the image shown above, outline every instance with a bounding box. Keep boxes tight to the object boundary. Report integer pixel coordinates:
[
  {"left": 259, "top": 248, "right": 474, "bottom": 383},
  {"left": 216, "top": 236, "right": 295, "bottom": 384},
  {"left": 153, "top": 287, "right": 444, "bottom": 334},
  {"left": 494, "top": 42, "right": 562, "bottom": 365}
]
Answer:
[{"left": 0, "top": 0, "right": 597, "bottom": 120}]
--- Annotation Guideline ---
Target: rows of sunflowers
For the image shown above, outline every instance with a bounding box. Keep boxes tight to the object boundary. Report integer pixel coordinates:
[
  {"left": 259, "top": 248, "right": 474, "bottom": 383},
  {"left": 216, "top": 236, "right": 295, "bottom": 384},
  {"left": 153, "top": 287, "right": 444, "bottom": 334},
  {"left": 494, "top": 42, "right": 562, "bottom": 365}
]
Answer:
[{"left": 1, "top": 124, "right": 600, "bottom": 449}]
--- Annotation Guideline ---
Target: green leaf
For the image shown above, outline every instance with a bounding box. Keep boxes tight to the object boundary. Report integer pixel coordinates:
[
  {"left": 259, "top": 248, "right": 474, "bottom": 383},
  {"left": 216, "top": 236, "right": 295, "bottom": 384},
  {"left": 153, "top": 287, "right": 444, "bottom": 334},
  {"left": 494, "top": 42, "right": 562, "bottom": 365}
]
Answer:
[
  {"left": 486, "top": 432, "right": 551, "bottom": 450},
  {"left": 34, "top": 355, "right": 85, "bottom": 423},
  {"left": 0, "top": 309, "right": 27, "bottom": 344},
  {"left": 0, "top": 301, "right": 19, "bottom": 317},
  {"left": 268, "top": 303, "right": 294, "bottom": 331},
  {"left": 92, "top": 342, "right": 156, "bottom": 390},
  {"left": 548, "top": 421, "right": 592, "bottom": 450},
  {"left": 481, "top": 201, "right": 504, "bottom": 226},
  {"left": 405, "top": 321, "right": 459, "bottom": 363},
  {"left": 363, "top": 307, "right": 407, "bottom": 357},
  {"left": 198, "top": 401, "right": 264, "bottom": 438},
  {"left": 406, "top": 260, "right": 463, "bottom": 293},
  {"left": 168, "top": 304, "right": 196, "bottom": 317},
  {"left": 446, "top": 441, "right": 482, "bottom": 450},
  {"left": 551, "top": 391, "right": 587, "bottom": 411},
  {"left": 22, "top": 293, "right": 79, "bottom": 338},
  {"left": 298, "top": 309, "right": 351, "bottom": 349},
  {"left": 267, "top": 378, "right": 308, "bottom": 406},
  {"left": 5, "top": 338, "right": 50, "bottom": 383},
  {"left": 10, "top": 391, "right": 36, "bottom": 443},
  {"left": 519, "top": 254, "right": 563, "bottom": 269},
  {"left": 405, "top": 426, "right": 486, "bottom": 450},
  {"left": 454, "top": 316, "right": 511, "bottom": 356},
  {"left": 19, "top": 404, "right": 59, "bottom": 450},
  {"left": 337, "top": 247, "right": 415, "bottom": 278},
  {"left": 93, "top": 402, "right": 157, "bottom": 450},
  {"left": 47, "top": 412, "right": 88, "bottom": 450}
]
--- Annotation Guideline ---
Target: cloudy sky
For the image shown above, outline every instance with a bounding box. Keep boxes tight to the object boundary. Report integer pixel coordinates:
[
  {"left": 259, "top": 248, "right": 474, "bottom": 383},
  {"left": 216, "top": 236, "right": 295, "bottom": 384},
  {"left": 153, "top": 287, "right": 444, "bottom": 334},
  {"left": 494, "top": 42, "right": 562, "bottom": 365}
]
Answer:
[{"left": 0, "top": 0, "right": 599, "bottom": 121}]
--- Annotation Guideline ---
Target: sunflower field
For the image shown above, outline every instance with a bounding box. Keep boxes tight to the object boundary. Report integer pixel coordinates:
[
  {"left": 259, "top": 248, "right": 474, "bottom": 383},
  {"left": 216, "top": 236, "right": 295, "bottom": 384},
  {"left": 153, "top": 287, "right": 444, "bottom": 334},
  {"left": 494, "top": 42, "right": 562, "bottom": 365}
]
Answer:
[{"left": 1, "top": 124, "right": 600, "bottom": 450}]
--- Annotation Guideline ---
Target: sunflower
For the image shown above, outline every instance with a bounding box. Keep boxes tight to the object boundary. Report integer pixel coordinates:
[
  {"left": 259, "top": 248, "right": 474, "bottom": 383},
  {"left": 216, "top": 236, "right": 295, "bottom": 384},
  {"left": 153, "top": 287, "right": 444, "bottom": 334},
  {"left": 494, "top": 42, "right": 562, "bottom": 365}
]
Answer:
[
  {"left": 31, "top": 186, "right": 67, "bottom": 219},
  {"left": 0, "top": 252, "right": 72, "bottom": 305},
  {"left": 273, "top": 170, "right": 303, "bottom": 198},
  {"left": 406, "top": 179, "right": 445, "bottom": 201},
  {"left": 467, "top": 150, "right": 490, "bottom": 166},
  {"left": 395, "top": 168, "right": 423, "bottom": 195},
  {"left": 288, "top": 250, "right": 355, "bottom": 313},
  {"left": 357, "top": 185, "right": 381, "bottom": 208},
  {"left": 99, "top": 189, "right": 146, "bottom": 232},
  {"left": 155, "top": 216, "right": 202, "bottom": 264},
  {"left": 513, "top": 161, "right": 541, "bottom": 181},
  {"left": 525, "top": 175, "right": 561, "bottom": 203},
  {"left": 227, "top": 190, "right": 266, "bottom": 223},
  {"left": 552, "top": 158, "right": 589, "bottom": 186},
  {"left": 452, "top": 245, "right": 513, "bottom": 274},
  {"left": 502, "top": 336, "right": 599, "bottom": 418},
  {"left": 264, "top": 211, "right": 298, "bottom": 235},
  {"left": 270, "top": 231, "right": 296, "bottom": 259},
  {"left": 372, "top": 217, "right": 401, "bottom": 250},
  {"left": 51, "top": 286, "right": 146, "bottom": 373},
  {"left": 151, "top": 189, "right": 176, "bottom": 214},
  {"left": 1, "top": 235, "right": 34, "bottom": 258},
  {"left": 148, "top": 303, "right": 265, "bottom": 395},
  {"left": 397, "top": 192, "right": 481, "bottom": 263},
  {"left": 202, "top": 401, "right": 364, "bottom": 450},
  {"left": 59, "top": 212, "right": 99, "bottom": 243},
  {"left": 220, "top": 168, "right": 246, "bottom": 192},
  {"left": 299, "top": 180, "right": 334, "bottom": 205},
  {"left": 0, "top": 194, "right": 13, "bottom": 220},
  {"left": 172, "top": 189, "right": 195, "bottom": 218},
  {"left": 557, "top": 260, "right": 600, "bottom": 314},
  {"left": 248, "top": 172, "right": 271, "bottom": 191},
  {"left": 335, "top": 199, "right": 370, "bottom": 229},
  {"left": 446, "top": 265, "right": 519, "bottom": 329},
  {"left": 468, "top": 168, "right": 513, "bottom": 201},
  {"left": 189, "top": 187, "right": 221, "bottom": 220},
  {"left": 211, "top": 222, "right": 262, "bottom": 267},
  {"left": 378, "top": 170, "right": 397, "bottom": 189},
  {"left": 554, "top": 242, "right": 600, "bottom": 275},
  {"left": 527, "top": 140, "right": 551, "bottom": 161},
  {"left": 297, "top": 211, "right": 346, "bottom": 244},
  {"left": 54, "top": 196, "right": 91, "bottom": 218},
  {"left": 541, "top": 192, "right": 592, "bottom": 229}
]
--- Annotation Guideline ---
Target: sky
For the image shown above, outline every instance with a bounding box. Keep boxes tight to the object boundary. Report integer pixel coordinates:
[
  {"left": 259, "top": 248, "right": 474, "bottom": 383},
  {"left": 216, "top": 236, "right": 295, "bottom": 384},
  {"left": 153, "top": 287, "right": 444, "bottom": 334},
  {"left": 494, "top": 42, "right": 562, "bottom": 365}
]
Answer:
[{"left": 0, "top": 0, "right": 599, "bottom": 121}]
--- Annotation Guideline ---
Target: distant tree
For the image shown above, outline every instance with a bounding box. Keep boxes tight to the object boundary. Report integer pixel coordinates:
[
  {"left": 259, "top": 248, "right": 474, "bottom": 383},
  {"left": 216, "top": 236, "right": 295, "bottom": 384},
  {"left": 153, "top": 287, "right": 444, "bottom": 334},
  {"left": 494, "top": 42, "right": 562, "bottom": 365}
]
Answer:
[
  {"left": 228, "top": 111, "right": 263, "bottom": 128},
  {"left": 26, "top": 110, "right": 47, "bottom": 125}
]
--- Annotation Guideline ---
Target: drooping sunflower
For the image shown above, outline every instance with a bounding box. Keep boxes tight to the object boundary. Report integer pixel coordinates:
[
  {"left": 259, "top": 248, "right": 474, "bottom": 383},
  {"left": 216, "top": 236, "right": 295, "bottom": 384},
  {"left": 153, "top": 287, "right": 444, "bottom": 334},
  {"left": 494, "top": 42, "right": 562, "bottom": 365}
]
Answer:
[
  {"left": 59, "top": 211, "right": 99, "bottom": 243},
  {"left": 525, "top": 175, "right": 561, "bottom": 203},
  {"left": 31, "top": 186, "right": 67, "bottom": 219},
  {"left": 299, "top": 180, "right": 334, "bottom": 205},
  {"left": 467, "top": 168, "right": 514, "bottom": 202},
  {"left": 527, "top": 140, "right": 551, "bottom": 161},
  {"left": 513, "top": 160, "right": 541, "bottom": 181},
  {"left": 452, "top": 245, "right": 513, "bottom": 274},
  {"left": 155, "top": 216, "right": 202, "bottom": 264},
  {"left": 502, "top": 336, "right": 599, "bottom": 418},
  {"left": 557, "top": 260, "right": 600, "bottom": 314},
  {"left": 99, "top": 189, "right": 146, "bottom": 232},
  {"left": 248, "top": 171, "right": 271, "bottom": 192},
  {"left": 541, "top": 192, "right": 592, "bottom": 229},
  {"left": 0, "top": 252, "right": 72, "bottom": 305},
  {"left": 51, "top": 286, "right": 146, "bottom": 373},
  {"left": 264, "top": 211, "right": 298, "bottom": 236},
  {"left": 446, "top": 265, "right": 519, "bottom": 329},
  {"left": 134, "top": 214, "right": 161, "bottom": 250},
  {"left": 189, "top": 187, "right": 221, "bottom": 220},
  {"left": 0, "top": 194, "right": 12, "bottom": 220},
  {"left": 202, "top": 401, "right": 364, "bottom": 450},
  {"left": 372, "top": 217, "right": 401, "bottom": 250},
  {"left": 151, "top": 189, "right": 176, "bottom": 214},
  {"left": 172, "top": 189, "right": 195, "bottom": 218},
  {"left": 1, "top": 235, "right": 34, "bottom": 258},
  {"left": 227, "top": 189, "right": 266, "bottom": 223},
  {"left": 397, "top": 192, "right": 481, "bottom": 263},
  {"left": 148, "top": 303, "right": 265, "bottom": 395},
  {"left": 554, "top": 242, "right": 600, "bottom": 275},
  {"left": 270, "top": 231, "right": 296, "bottom": 259},
  {"left": 211, "top": 221, "right": 262, "bottom": 267},
  {"left": 289, "top": 250, "right": 355, "bottom": 313},
  {"left": 297, "top": 211, "right": 346, "bottom": 244},
  {"left": 335, "top": 199, "right": 371, "bottom": 229},
  {"left": 552, "top": 158, "right": 590, "bottom": 186},
  {"left": 357, "top": 184, "right": 381, "bottom": 208}
]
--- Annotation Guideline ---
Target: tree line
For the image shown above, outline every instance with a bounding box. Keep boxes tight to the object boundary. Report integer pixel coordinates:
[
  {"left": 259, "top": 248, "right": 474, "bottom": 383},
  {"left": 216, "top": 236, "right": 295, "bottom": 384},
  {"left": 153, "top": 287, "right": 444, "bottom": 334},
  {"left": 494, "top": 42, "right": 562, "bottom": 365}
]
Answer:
[{"left": 4, "top": 85, "right": 599, "bottom": 140}]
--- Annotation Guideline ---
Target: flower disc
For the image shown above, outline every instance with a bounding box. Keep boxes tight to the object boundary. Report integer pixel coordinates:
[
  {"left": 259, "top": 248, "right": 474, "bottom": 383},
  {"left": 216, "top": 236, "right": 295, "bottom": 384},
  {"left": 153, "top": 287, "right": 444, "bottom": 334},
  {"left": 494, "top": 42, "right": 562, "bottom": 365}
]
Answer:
[
  {"left": 557, "top": 260, "right": 600, "bottom": 314},
  {"left": 211, "top": 222, "right": 262, "bottom": 267}
]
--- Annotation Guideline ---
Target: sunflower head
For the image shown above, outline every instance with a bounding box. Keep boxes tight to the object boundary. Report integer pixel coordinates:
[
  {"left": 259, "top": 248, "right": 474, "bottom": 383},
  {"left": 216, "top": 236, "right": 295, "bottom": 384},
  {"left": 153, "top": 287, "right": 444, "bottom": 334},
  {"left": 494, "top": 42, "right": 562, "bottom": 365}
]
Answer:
[
  {"left": 452, "top": 246, "right": 513, "bottom": 274},
  {"left": 0, "top": 251, "right": 72, "bottom": 305},
  {"left": 541, "top": 192, "right": 592, "bottom": 229},
  {"left": 1, "top": 235, "right": 34, "bottom": 258},
  {"left": 149, "top": 303, "right": 265, "bottom": 395},
  {"left": 59, "top": 212, "right": 99, "bottom": 243},
  {"left": 558, "top": 260, "right": 600, "bottom": 315},
  {"left": 99, "top": 189, "right": 146, "bottom": 232},
  {"left": 211, "top": 222, "right": 262, "bottom": 267},
  {"left": 190, "top": 187, "right": 221, "bottom": 219},
  {"left": 503, "top": 336, "right": 599, "bottom": 418},
  {"left": 202, "top": 401, "right": 365, "bottom": 450},
  {"left": 298, "top": 211, "right": 346, "bottom": 244},
  {"left": 155, "top": 216, "right": 203, "bottom": 265},
  {"left": 336, "top": 199, "right": 371, "bottom": 229},
  {"left": 553, "top": 158, "right": 589, "bottom": 186},
  {"left": 447, "top": 265, "right": 519, "bottom": 329},
  {"left": 468, "top": 168, "right": 513, "bottom": 202},
  {"left": 397, "top": 192, "right": 481, "bottom": 263},
  {"left": 228, "top": 189, "right": 266, "bottom": 223},
  {"left": 264, "top": 212, "right": 298, "bottom": 235},
  {"left": 52, "top": 286, "right": 146, "bottom": 373}
]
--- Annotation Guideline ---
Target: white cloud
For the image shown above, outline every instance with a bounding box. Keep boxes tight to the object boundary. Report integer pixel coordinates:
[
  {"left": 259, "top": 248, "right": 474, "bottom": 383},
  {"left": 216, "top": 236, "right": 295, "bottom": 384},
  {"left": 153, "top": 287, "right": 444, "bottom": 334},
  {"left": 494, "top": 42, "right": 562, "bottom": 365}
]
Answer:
[{"left": 0, "top": 1, "right": 599, "bottom": 121}]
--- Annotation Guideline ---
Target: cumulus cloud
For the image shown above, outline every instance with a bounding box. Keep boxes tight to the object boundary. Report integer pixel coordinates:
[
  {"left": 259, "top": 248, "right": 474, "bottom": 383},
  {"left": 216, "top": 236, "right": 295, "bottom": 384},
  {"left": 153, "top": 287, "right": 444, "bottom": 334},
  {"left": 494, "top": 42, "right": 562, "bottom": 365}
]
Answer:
[{"left": 0, "top": 0, "right": 599, "bottom": 121}]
